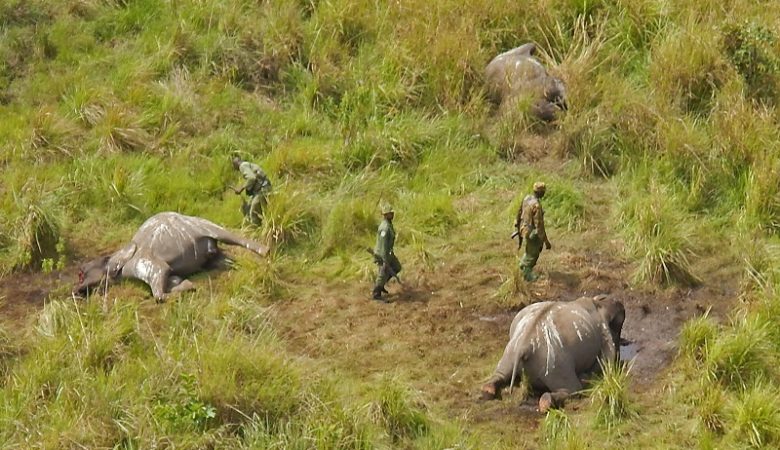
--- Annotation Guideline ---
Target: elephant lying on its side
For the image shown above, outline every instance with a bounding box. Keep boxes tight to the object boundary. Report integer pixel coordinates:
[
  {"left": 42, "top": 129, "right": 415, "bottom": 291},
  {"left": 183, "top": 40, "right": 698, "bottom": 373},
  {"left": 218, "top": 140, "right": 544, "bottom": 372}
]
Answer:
[
  {"left": 73, "top": 212, "right": 269, "bottom": 300},
  {"left": 484, "top": 42, "right": 568, "bottom": 122},
  {"left": 481, "top": 295, "right": 625, "bottom": 412}
]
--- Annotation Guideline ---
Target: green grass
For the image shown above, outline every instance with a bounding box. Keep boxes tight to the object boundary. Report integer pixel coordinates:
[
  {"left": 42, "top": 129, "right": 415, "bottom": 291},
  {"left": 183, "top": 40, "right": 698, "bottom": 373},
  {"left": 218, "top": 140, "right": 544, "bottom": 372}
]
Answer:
[
  {"left": 2, "top": 0, "right": 780, "bottom": 447},
  {"left": 587, "top": 359, "right": 637, "bottom": 428}
]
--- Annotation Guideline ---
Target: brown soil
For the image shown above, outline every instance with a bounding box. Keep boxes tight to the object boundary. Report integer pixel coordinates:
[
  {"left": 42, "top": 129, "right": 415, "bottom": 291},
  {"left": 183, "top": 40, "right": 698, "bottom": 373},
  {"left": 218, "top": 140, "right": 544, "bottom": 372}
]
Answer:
[
  {"left": 0, "top": 266, "right": 76, "bottom": 330},
  {"left": 271, "top": 226, "right": 738, "bottom": 447}
]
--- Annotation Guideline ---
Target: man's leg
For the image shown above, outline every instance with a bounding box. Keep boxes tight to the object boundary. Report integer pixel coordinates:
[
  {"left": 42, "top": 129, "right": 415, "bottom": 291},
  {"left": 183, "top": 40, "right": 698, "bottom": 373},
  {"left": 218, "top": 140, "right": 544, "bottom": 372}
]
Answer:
[
  {"left": 520, "top": 236, "right": 542, "bottom": 281},
  {"left": 373, "top": 265, "right": 390, "bottom": 301},
  {"left": 248, "top": 194, "right": 262, "bottom": 226}
]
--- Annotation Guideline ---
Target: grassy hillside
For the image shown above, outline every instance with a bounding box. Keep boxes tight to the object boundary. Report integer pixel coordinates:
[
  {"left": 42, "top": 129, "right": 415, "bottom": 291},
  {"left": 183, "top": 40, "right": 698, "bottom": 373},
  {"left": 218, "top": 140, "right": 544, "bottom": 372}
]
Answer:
[{"left": 2, "top": 0, "right": 780, "bottom": 448}]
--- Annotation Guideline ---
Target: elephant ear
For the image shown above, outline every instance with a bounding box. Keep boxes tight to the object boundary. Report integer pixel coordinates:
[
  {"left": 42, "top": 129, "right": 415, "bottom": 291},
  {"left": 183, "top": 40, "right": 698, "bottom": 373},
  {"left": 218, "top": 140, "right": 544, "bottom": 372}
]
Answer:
[{"left": 107, "top": 243, "right": 137, "bottom": 278}]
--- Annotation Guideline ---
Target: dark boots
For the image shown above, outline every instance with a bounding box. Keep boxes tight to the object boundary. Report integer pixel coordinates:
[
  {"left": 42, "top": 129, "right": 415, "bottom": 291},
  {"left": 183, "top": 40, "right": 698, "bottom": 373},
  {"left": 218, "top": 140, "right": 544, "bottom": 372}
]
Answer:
[{"left": 372, "top": 286, "right": 389, "bottom": 302}]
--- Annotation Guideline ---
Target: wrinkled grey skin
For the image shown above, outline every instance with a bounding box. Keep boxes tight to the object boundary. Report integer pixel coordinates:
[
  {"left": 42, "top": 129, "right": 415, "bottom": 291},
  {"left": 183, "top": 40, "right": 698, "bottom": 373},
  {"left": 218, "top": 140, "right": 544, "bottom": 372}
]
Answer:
[
  {"left": 485, "top": 43, "right": 568, "bottom": 121},
  {"left": 481, "top": 295, "right": 624, "bottom": 408},
  {"left": 73, "top": 212, "right": 269, "bottom": 300}
]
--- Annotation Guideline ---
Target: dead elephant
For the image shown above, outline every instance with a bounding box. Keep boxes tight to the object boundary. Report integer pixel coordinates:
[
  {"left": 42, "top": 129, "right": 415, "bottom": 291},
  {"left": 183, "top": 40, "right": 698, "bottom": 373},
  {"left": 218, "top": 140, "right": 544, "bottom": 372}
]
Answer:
[
  {"left": 484, "top": 42, "right": 568, "bottom": 121},
  {"left": 481, "top": 295, "right": 625, "bottom": 412},
  {"left": 73, "top": 212, "right": 269, "bottom": 300}
]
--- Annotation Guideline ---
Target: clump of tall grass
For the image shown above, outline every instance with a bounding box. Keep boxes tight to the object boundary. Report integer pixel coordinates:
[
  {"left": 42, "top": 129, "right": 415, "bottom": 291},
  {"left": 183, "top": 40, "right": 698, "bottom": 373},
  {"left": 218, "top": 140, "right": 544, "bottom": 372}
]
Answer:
[
  {"left": 693, "top": 378, "right": 726, "bottom": 434},
  {"left": 28, "top": 106, "right": 78, "bottom": 159},
  {"left": 588, "top": 358, "right": 636, "bottom": 428},
  {"left": 678, "top": 313, "right": 718, "bottom": 362},
  {"left": 487, "top": 95, "right": 537, "bottom": 161},
  {"left": 264, "top": 138, "right": 333, "bottom": 179},
  {"left": 82, "top": 102, "right": 152, "bottom": 153},
  {"left": 494, "top": 264, "right": 531, "bottom": 308},
  {"left": 320, "top": 198, "right": 375, "bottom": 257},
  {"left": 726, "top": 382, "right": 780, "bottom": 448},
  {"left": 403, "top": 192, "right": 459, "bottom": 237},
  {"left": 649, "top": 21, "right": 732, "bottom": 116},
  {"left": 1, "top": 186, "right": 64, "bottom": 273},
  {"left": 369, "top": 375, "right": 430, "bottom": 442},
  {"left": 541, "top": 408, "right": 582, "bottom": 450},
  {"left": 703, "top": 314, "right": 773, "bottom": 390},
  {"left": 742, "top": 155, "right": 780, "bottom": 235},
  {"left": 258, "top": 184, "right": 319, "bottom": 248},
  {"left": 615, "top": 174, "right": 700, "bottom": 286}
]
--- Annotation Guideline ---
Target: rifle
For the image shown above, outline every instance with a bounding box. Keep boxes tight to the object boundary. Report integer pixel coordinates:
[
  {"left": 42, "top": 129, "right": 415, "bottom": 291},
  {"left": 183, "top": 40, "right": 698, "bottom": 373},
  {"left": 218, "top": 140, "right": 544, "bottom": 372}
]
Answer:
[
  {"left": 511, "top": 226, "right": 523, "bottom": 250},
  {"left": 365, "top": 248, "right": 403, "bottom": 285}
]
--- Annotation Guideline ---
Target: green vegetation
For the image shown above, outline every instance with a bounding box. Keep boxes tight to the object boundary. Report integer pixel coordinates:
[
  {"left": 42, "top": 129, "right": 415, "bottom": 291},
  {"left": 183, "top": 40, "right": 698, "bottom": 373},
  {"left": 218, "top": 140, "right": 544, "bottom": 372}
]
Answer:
[{"left": 1, "top": 0, "right": 780, "bottom": 448}]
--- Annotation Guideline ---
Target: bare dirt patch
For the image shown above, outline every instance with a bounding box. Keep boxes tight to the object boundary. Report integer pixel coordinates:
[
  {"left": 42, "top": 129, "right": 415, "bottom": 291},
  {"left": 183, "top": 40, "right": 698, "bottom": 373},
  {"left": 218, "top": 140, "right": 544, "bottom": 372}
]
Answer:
[{"left": 273, "top": 229, "right": 738, "bottom": 447}]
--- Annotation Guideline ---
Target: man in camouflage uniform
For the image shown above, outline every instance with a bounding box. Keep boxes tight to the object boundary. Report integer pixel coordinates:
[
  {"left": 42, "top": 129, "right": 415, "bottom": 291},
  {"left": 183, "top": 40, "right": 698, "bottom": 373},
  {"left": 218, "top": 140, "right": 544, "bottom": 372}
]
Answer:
[
  {"left": 515, "top": 182, "right": 552, "bottom": 282},
  {"left": 232, "top": 157, "right": 272, "bottom": 226},
  {"left": 372, "top": 204, "right": 402, "bottom": 302}
]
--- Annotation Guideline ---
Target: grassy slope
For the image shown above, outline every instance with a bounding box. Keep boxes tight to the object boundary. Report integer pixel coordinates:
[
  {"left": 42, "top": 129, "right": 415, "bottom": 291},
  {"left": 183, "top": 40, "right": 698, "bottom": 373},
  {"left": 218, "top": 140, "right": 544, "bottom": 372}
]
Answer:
[{"left": 2, "top": 0, "right": 780, "bottom": 448}]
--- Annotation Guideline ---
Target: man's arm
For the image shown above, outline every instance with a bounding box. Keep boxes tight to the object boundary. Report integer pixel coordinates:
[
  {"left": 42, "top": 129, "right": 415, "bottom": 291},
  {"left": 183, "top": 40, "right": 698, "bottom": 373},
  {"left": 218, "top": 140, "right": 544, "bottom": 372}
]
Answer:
[{"left": 534, "top": 206, "right": 551, "bottom": 249}]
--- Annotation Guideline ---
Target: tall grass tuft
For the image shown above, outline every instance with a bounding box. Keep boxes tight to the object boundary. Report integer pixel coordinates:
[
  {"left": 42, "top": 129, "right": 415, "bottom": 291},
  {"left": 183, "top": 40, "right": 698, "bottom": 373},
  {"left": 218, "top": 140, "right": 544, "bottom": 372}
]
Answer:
[
  {"left": 616, "top": 174, "right": 700, "bottom": 286},
  {"left": 694, "top": 378, "right": 726, "bottom": 434},
  {"left": 726, "top": 382, "right": 780, "bottom": 448},
  {"left": 588, "top": 358, "right": 636, "bottom": 428},
  {"left": 1, "top": 186, "right": 63, "bottom": 273},
  {"left": 649, "top": 21, "right": 731, "bottom": 116},
  {"left": 541, "top": 408, "right": 582, "bottom": 450},
  {"left": 259, "top": 184, "right": 319, "bottom": 249},
  {"left": 679, "top": 313, "right": 717, "bottom": 362},
  {"left": 703, "top": 314, "right": 772, "bottom": 390},
  {"left": 369, "top": 375, "right": 429, "bottom": 442},
  {"left": 320, "top": 198, "right": 375, "bottom": 257}
]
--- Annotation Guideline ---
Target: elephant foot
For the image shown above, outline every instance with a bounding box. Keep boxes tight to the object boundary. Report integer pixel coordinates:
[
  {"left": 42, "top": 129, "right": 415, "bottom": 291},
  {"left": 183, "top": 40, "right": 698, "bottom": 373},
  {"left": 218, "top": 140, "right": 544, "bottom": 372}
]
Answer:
[
  {"left": 480, "top": 383, "right": 499, "bottom": 400},
  {"left": 538, "top": 392, "right": 553, "bottom": 414}
]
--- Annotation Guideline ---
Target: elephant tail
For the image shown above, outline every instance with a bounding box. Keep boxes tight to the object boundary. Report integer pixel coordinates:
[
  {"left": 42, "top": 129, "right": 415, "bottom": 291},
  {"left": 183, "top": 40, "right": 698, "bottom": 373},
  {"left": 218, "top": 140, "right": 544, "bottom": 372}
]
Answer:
[{"left": 508, "top": 343, "right": 531, "bottom": 394}]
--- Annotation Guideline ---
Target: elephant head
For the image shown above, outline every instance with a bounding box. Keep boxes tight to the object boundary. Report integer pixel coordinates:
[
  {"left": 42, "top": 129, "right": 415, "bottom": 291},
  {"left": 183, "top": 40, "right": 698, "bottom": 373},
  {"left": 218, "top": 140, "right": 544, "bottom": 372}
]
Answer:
[
  {"left": 592, "top": 295, "right": 626, "bottom": 358},
  {"left": 73, "top": 243, "right": 137, "bottom": 297},
  {"left": 73, "top": 255, "right": 111, "bottom": 297}
]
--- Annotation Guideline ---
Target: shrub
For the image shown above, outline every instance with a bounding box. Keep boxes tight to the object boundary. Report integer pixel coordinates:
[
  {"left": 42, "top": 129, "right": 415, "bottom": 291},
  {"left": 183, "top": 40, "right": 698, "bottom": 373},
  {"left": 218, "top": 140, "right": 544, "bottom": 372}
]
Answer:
[{"left": 723, "top": 20, "right": 780, "bottom": 105}]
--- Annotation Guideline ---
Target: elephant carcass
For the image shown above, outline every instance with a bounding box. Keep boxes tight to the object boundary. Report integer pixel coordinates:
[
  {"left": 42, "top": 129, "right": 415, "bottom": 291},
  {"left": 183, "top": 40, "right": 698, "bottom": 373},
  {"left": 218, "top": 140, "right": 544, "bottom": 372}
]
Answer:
[
  {"left": 73, "top": 212, "right": 269, "bottom": 300},
  {"left": 481, "top": 295, "right": 625, "bottom": 412},
  {"left": 485, "top": 43, "right": 568, "bottom": 121}
]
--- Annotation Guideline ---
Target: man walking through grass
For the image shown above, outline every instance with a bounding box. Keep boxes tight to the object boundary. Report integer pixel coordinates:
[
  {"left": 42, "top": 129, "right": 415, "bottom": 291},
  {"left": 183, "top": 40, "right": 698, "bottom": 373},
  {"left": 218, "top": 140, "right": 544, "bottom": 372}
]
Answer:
[
  {"left": 232, "top": 156, "right": 272, "bottom": 226},
  {"left": 372, "top": 203, "right": 402, "bottom": 302},
  {"left": 515, "top": 181, "right": 552, "bottom": 282}
]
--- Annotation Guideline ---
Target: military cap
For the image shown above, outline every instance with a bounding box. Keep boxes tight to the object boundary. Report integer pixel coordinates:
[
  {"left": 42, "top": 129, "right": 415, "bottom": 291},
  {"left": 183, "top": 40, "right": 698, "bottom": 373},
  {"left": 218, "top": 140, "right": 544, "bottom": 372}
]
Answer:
[
  {"left": 533, "top": 181, "right": 546, "bottom": 193},
  {"left": 380, "top": 203, "right": 394, "bottom": 215}
]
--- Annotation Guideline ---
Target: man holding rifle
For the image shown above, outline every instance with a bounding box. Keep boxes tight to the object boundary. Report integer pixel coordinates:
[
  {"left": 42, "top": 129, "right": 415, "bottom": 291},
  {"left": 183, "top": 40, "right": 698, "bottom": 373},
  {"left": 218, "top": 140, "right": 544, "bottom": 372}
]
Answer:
[
  {"left": 370, "top": 203, "right": 402, "bottom": 302},
  {"left": 514, "top": 182, "right": 552, "bottom": 282}
]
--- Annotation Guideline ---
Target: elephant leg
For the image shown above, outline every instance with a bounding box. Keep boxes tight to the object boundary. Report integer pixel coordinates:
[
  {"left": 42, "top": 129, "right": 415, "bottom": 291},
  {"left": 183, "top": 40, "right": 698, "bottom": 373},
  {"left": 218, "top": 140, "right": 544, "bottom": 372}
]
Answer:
[
  {"left": 538, "top": 364, "right": 582, "bottom": 413},
  {"left": 482, "top": 346, "right": 526, "bottom": 400},
  {"left": 168, "top": 276, "right": 195, "bottom": 294},
  {"left": 214, "top": 229, "right": 269, "bottom": 256}
]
